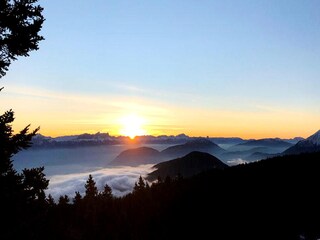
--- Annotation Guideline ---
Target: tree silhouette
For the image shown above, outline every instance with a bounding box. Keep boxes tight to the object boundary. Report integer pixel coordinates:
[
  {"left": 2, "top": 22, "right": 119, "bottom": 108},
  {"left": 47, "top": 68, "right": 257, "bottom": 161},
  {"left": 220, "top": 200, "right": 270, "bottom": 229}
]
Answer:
[
  {"left": 0, "top": 109, "right": 41, "bottom": 206},
  {"left": 22, "top": 166, "right": 49, "bottom": 202},
  {"left": 47, "top": 194, "right": 55, "bottom": 206},
  {"left": 0, "top": 110, "right": 49, "bottom": 238},
  {"left": 73, "top": 191, "right": 82, "bottom": 204},
  {"left": 100, "top": 183, "right": 113, "bottom": 200},
  {"left": 0, "top": 0, "right": 46, "bottom": 203},
  {"left": 85, "top": 174, "right": 98, "bottom": 199},
  {"left": 0, "top": 2, "right": 49, "bottom": 239},
  {"left": 133, "top": 175, "right": 146, "bottom": 193},
  {"left": 0, "top": 110, "right": 39, "bottom": 175},
  {"left": 0, "top": 0, "right": 45, "bottom": 77},
  {"left": 58, "top": 195, "right": 70, "bottom": 205}
]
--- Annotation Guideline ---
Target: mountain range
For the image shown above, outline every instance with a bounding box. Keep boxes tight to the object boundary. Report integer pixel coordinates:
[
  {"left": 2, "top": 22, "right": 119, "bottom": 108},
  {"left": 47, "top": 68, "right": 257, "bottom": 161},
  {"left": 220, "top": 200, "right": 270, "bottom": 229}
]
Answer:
[
  {"left": 161, "top": 138, "right": 226, "bottom": 158},
  {"left": 219, "top": 138, "right": 294, "bottom": 162},
  {"left": 110, "top": 130, "right": 319, "bottom": 166},
  {"left": 229, "top": 130, "right": 320, "bottom": 161},
  {"left": 110, "top": 139, "right": 226, "bottom": 166},
  {"left": 283, "top": 130, "right": 320, "bottom": 155},
  {"left": 31, "top": 130, "right": 320, "bottom": 166},
  {"left": 31, "top": 132, "right": 303, "bottom": 149},
  {"left": 150, "top": 131, "right": 319, "bottom": 180},
  {"left": 227, "top": 138, "right": 293, "bottom": 152}
]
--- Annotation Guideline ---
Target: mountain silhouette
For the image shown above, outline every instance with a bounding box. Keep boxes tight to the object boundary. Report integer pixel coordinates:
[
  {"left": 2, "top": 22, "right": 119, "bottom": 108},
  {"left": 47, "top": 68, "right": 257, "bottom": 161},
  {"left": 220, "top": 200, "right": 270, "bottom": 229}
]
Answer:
[
  {"left": 245, "top": 152, "right": 277, "bottom": 161},
  {"left": 228, "top": 138, "right": 292, "bottom": 152},
  {"left": 161, "top": 138, "right": 226, "bottom": 159},
  {"left": 283, "top": 130, "right": 320, "bottom": 155},
  {"left": 219, "top": 146, "right": 277, "bottom": 161},
  {"left": 147, "top": 151, "right": 228, "bottom": 181},
  {"left": 110, "top": 147, "right": 162, "bottom": 166},
  {"left": 111, "top": 138, "right": 227, "bottom": 166}
]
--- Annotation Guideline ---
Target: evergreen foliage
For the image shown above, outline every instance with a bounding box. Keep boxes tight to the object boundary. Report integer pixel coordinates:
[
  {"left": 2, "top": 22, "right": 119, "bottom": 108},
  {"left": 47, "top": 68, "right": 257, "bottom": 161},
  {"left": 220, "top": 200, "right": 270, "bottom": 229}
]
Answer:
[
  {"left": 45, "top": 152, "right": 320, "bottom": 240},
  {"left": 99, "top": 183, "right": 113, "bottom": 200},
  {"left": 0, "top": 0, "right": 44, "bottom": 77},
  {"left": 84, "top": 174, "right": 98, "bottom": 199},
  {"left": 133, "top": 175, "right": 146, "bottom": 193},
  {"left": 0, "top": 2, "right": 47, "bottom": 238}
]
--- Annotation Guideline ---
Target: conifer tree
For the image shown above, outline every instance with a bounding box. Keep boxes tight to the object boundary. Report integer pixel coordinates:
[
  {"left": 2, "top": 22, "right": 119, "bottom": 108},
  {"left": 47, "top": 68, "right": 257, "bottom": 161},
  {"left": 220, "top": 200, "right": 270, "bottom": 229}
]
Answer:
[
  {"left": 0, "top": 1, "right": 46, "bottom": 238},
  {"left": 22, "top": 166, "right": 49, "bottom": 202},
  {"left": 73, "top": 191, "right": 82, "bottom": 204},
  {"left": 58, "top": 195, "right": 70, "bottom": 205},
  {"left": 0, "top": 0, "right": 45, "bottom": 77},
  {"left": 100, "top": 183, "right": 113, "bottom": 200},
  {"left": 133, "top": 176, "right": 146, "bottom": 193},
  {"left": 85, "top": 174, "right": 98, "bottom": 199},
  {"left": 47, "top": 194, "right": 55, "bottom": 206},
  {"left": 0, "top": 110, "right": 40, "bottom": 204},
  {"left": 0, "top": 0, "right": 45, "bottom": 204}
]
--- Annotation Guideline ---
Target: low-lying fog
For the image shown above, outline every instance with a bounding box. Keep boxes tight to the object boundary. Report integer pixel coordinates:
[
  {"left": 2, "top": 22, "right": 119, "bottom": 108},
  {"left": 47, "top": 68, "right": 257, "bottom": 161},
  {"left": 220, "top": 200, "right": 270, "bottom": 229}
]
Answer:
[{"left": 13, "top": 144, "right": 173, "bottom": 199}]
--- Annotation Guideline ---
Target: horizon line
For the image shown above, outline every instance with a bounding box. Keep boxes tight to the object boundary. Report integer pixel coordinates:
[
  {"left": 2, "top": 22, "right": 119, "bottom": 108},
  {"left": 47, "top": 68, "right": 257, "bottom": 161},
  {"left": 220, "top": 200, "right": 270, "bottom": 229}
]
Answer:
[{"left": 35, "top": 131, "right": 312, "bottom": 140}]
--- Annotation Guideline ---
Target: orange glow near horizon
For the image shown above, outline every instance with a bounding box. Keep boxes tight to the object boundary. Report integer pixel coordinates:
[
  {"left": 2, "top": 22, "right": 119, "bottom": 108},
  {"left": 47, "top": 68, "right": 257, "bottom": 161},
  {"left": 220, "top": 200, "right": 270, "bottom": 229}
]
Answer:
[
  {"left": 9, "top": 108, "right": 320, "bottom": 140},
  {"left": 119, "top": 114, "right": 147, "bottom": 139},
  {"left": 3, "top": 85, "right": 320, "bottom": 140}
]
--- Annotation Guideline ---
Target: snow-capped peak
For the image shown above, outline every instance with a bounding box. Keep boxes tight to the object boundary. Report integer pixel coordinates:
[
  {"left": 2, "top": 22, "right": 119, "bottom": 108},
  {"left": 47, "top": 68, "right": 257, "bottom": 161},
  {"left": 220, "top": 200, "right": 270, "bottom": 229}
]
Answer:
[{"left": 306, "top": 130, "right": 320, "bottom": 145}]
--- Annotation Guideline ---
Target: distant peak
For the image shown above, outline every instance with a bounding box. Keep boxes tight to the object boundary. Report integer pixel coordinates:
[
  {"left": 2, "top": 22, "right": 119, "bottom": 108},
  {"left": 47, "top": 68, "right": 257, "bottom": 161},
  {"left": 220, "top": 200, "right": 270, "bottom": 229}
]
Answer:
[
  {"left": 186, "top": 138, "right": 214, "bottom": 145},
  {"left": 33, "top": 134, "right": 51, "bottom": 139},
  {"left": 314, "top": 130, "right": 320, "bottom": 135},
  {"left": 307, "top": 130, "right": 320, "bottom": 145},
  {"left": 176, "top": 133, "right": 189, "bottom": 138}
]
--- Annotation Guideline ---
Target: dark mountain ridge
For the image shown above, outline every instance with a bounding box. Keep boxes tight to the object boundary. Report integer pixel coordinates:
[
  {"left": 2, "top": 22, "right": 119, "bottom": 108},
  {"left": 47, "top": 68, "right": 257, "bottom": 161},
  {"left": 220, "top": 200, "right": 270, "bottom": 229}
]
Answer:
[
  {"left": 110, "top": 147, "right": 162, "bottom": 166},
  {"left": 147, "top": 151, "right": 228, "bottom": 181},
  {"left": 161, "top": 138, "right": 226, "bottom": 158},
  {"left": 283, "top": 130, "right": 320, "bottom": 155},
  {"left": 228, "top": 138, "right": 292, "bottom": 151},
  {"left": 111, "top": 138, "right": 227, "bottom": 166}
]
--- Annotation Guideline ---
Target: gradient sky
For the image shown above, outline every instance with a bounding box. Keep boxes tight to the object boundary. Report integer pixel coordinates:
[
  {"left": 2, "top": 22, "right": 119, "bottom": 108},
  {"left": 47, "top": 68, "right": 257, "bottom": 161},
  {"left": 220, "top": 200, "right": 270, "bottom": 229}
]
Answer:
[{"left": 1, "top": 0, "right": 320, "bottom": 138}]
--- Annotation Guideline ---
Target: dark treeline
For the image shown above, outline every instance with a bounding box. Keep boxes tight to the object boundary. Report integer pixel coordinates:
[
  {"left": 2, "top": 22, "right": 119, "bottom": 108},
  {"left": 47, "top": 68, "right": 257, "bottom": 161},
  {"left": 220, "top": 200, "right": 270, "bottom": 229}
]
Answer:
[
  {"left": 44, "top": 152, "right": 320, "bottom": 240},
  {"left": 3, "top": 151, "right": 320, "bottom": 239}
]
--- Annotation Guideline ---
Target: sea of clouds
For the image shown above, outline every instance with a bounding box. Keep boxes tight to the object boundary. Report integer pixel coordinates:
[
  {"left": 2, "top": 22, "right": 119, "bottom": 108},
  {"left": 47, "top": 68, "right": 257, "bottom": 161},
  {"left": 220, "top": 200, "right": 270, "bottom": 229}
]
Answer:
[
  {"left": 12, "top": 145, "right": 157, "bottom": 200},
  {"left": 46, "top": 164, "right": 154, "bottom": 200},
  {"left": 13, "top": 144, "right": 249, "bottom": 201}
]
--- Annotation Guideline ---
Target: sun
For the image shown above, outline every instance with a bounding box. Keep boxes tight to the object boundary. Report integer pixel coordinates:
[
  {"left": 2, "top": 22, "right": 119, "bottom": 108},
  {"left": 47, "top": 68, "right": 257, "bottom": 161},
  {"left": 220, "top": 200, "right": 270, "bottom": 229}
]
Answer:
[{"left": 119, "top": 114, "right": 147, "bottom": 139}]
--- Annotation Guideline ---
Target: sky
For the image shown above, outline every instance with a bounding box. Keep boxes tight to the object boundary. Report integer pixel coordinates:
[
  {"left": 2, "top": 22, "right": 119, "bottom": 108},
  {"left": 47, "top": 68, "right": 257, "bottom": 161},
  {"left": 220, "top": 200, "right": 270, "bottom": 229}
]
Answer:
[{"left": 1, "top": 0, "right": 320, "bottom": 139}]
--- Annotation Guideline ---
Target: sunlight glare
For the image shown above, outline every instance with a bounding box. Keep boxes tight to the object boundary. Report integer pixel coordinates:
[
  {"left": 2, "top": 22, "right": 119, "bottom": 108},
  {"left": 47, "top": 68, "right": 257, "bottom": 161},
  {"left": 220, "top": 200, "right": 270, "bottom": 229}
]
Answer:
[{"left": 119, "top": 114, "right": 147, "bottom": 139}]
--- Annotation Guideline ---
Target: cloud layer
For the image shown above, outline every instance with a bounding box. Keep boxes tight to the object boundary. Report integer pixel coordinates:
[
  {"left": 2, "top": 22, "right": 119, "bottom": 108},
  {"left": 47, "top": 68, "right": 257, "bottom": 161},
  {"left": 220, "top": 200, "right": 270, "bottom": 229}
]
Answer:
[
  {"left": 46, "top": 164, "right": 154, "bottom": 200},
  {"left": 227, "top": 158, "right": 248, "bottom": 166}
]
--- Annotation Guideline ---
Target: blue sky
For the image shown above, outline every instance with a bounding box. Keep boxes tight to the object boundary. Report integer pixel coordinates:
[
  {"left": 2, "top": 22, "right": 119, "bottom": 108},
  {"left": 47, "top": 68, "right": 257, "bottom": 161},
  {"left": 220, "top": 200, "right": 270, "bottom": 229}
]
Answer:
[{"left": 2, "top": 0, "right": 320, "bottom": 138}]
